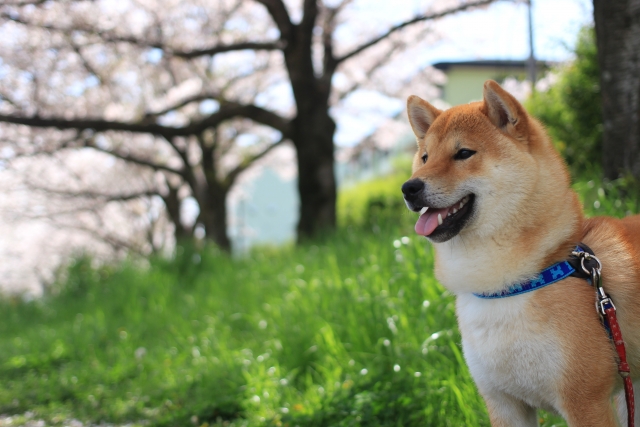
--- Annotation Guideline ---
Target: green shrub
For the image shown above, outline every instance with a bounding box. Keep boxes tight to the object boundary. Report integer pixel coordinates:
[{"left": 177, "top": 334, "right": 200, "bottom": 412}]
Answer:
[
  {"left": 338, "top": 156, "right": 416, "bottom": 230},
  {"left": 575, "top": 175, "right": 640, "bottom": 218},
  {"left": 526, "top": 26, "right": 602, "bottom": 179}
]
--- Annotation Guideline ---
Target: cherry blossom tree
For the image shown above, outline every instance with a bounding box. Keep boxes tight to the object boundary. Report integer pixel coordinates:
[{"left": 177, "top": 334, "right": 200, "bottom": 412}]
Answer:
[{"left": 0, "top": 0, "right": 498, "bottom": 252}]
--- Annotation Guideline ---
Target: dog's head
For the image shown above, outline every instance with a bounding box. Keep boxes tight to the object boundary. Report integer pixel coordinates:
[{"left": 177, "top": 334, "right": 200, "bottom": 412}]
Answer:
[{"left": 402, "top": 80, "right": 554, "bottom": 243}]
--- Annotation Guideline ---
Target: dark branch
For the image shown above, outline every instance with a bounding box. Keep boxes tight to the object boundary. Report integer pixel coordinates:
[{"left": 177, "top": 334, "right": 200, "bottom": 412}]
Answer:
[
  {"left": 336, "top": 0, "right": 500, "bottom": 64},
  {"left": 0, "top": 114, "right": 189, "bottom": 137},
  {"left": 172, "top": 41, "right": 285, "bottom": 58},
  {"left": 0, "top": 12, "right": 283, "bottom": 58},
  {"left": 159, "top": 135, "right": 195, "bottom": 187},
  {"left": 254, "top": 0, "right": 293, "bottom": 40},
  {"left": 0, "top": 91, "right": 20, "bottom": 109},
  {"left": 0, "top": 102, "right": 291, "bottom": 138},
  {"left": 69, "top": 41, "right": 105, "bottom": 85},
  {"left": 225, "top": 137, "right": 286, "bottom": 186},
  {"left": 337, "top": 31, "right": 416, "bottom": 101},
  {"left": 3, "top": 0, "right": 98, "bottom": 6},
  {"left": 321, "top": 3, "right": 343, "bottom": 78},
  {"left": 301, "top": 0, "right": 318, "bottom": 35},
  {"left": 84, "top": 141, "right": 186, "bottom": 177},
  {"left": 71, "top": 220, "right": 147, "bottom": 255},
  {"left": 143, "top": 92, "right": 221, "bottom": 120},
  {"left": 3, "top": 0, "right": 56, "bottom": 5},
  {"left": 29, "top": 186, "right": 158, "bottom": 203},
  {"left": 191, "top": 102, "right": 292, "bottom": 137}
]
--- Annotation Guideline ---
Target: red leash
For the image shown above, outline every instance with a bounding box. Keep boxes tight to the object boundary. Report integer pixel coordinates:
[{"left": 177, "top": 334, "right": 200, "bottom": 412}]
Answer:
[
  {"left": 573, "top": 249, "right": 635, "bottom": 427},
  {"left": 603, "top": 303, "right": 635, "bottom": 426}
]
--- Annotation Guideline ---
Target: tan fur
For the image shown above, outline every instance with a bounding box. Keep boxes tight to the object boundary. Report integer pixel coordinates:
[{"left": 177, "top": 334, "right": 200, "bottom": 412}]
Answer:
[{"left": 404, "top": 80, "right": 640, "bottom": 426}]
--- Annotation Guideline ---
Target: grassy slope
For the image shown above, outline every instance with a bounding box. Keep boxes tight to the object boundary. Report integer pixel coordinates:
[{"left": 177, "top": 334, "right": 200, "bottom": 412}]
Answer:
[
  {"left": 0, "top": 174, "right": 637, "bottom": 426},
  {"left": 0, "top": 224, "right": 487, "bottom": 426}
]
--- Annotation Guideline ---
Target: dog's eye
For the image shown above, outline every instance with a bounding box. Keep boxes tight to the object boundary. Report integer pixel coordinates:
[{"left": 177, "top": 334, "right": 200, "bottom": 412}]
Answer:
[
  {"left": 421, "top": 154, "right": 428, "bottom": 164},
  {"left": 454, "top": 149, "right": 476, "bottom": 160}
]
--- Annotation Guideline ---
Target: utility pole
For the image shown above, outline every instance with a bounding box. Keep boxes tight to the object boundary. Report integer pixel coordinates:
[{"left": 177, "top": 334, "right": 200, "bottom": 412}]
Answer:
[{"left": 527, "top": 0, "right": 537, "bottom": 86}]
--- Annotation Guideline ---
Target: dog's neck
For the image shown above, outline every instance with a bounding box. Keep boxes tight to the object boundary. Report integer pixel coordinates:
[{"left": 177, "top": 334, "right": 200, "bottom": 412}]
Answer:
[{"left": 432, "top": 148, "right": 584, "bottom": 296}]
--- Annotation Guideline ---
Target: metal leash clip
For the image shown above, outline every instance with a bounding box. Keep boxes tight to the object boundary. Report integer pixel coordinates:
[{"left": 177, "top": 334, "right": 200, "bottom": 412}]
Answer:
[
  {"left": 572, "top": 250, "right": 613, "bottom": 316},
  {"left": 592, "top": 267, "right": 616, "bottom": 315},
  {"left": 571, "top": 249, "right": 602, "bottom": 277}
]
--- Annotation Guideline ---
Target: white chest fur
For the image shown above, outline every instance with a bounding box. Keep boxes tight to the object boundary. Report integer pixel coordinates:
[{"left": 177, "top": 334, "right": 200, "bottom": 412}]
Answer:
[
  {"left": 433, "top": 212, "right": 577, "bottom": 296},
  {"left": 435, "top": 237, "right": 547, "bottom": 295},
  {"left": 456, "top": 293, "right": 566, "bottom": 411}
]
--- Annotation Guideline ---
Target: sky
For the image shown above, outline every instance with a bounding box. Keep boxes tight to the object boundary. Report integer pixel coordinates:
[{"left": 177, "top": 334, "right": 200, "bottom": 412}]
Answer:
[
  {"left": 427, "top": 0, "right": 593, "bottom": 63},
  {"left": 332, "top": 0, "right": 594, "bottom": 147}
]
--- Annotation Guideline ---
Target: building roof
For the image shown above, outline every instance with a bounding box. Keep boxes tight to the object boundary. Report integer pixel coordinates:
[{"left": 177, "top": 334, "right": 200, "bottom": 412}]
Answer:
[{"left": 432, "top": 60, "right": 549, "bottom": 71}]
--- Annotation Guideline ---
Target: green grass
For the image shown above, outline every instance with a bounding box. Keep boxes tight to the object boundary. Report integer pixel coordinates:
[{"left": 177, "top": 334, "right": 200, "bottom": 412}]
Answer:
[
  {"left": 0, "top": 218, "right": 490, "bottom": 426},
  {"left": 1, "top": 174, "right": 638, "bottom": 426}
]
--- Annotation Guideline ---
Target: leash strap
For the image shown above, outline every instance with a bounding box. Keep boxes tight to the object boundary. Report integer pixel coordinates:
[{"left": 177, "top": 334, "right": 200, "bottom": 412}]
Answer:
[
  {"left": 570, "top": 245, "right": 635, "bottom": 427},
  {"left": 603, "top": 302, "right": 635, "bottom": 426}
]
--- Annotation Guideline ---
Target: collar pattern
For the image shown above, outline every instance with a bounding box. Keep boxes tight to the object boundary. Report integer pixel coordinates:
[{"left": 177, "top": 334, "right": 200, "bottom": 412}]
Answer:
[{"left": 473, "top": 260, "right": 576, "bottom": 299}]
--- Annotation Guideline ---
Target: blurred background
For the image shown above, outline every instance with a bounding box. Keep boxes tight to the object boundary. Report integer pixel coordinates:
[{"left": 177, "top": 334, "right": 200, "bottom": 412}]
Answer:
[
  {"left": 0, "top": 0, "right": 593, "bottom": 295},
  {"left": 0, "top": 0, "right": 638, "bottom": 426}
]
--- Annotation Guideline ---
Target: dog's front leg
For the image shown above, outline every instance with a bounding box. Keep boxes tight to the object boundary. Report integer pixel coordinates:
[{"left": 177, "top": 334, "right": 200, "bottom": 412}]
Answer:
[
  {"left": 560, "top": 397, "right": 619, "bottom": 427},
  {"left": 482, "top": 390, "right": 538, "bottom": 427}
]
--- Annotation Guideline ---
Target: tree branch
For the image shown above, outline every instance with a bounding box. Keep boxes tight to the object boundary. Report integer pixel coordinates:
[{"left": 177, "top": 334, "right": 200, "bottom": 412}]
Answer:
[
  {"left": 68, "top": 40, "right": 105, "bottom": 85},
  {"left": 336, "top": 30, "right": 417, "bottom": 101},
  {"left": 0, "top": 91, "right": 20, "bottom": 109},
  {"left": 143, "top": 92, "right": 221, "bottom": 120},
  {"left": 3, "top": 0, "right": 63, "bottom": 6},
  {"left": 254, "top": 0, "right": 293, "bottom": 40},
  {"left": 160, "top": 135, "right": 194, "bottom": 186},
  {"left": 71, "top": 219, "right": 147, "bottom": 255},
  {"left": 301, "top": 0, "right": 318, "bottom": 35},
  {"left": 225, "top": 137, "right": 285, "bottom": 186},
  {"left": 28, "top": 185, "right": 159, "bottom": 203},
  {"left": 0, "top": 104, "right": 291, "bottom": 139},
  {"left": 336, "top": 0, "right": 500, "bottom": 64},
  {"left": 85, "top": 141, "right": 186, "bottom": 177},
  {"left": 192, "top": 102, "right": 292, "bottom": 137},
  {"left": 172, "top": 41, "right": 285, "bottom": 58},
  {"left": 321, "top": 2, "right": 348, "bottom": 78},
  {"left": 0, "top": 114, "right": 190, "bottom": 137},
  {"left": 0, "top": 12, "right": 283, "bottom": 58}
]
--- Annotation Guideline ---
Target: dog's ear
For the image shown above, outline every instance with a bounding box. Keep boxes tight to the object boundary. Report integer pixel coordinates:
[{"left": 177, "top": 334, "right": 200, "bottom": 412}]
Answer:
[
  {"left": 481, "top": 80, "right": 529, "bottom": 140},
  {"left": 407, "top": 95, "right": 442, "bottom": 140}
]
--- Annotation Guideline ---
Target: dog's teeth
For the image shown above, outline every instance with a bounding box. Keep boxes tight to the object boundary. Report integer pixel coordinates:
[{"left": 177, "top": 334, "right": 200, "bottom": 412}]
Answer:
[
  {"left": 437, "top": 213, "right": 443, "bottom": 225},
  {"left": 419, "top": 207, "right": 428, "bottom": 215},
  {"left": 453, "top": 208, "right": 458, "bottom": 214}
]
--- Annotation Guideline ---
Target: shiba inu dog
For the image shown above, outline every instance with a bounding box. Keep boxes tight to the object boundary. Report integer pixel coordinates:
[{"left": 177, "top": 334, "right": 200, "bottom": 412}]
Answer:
[{"left": 401, "top": 80, "right": 640, "bottom": 426}]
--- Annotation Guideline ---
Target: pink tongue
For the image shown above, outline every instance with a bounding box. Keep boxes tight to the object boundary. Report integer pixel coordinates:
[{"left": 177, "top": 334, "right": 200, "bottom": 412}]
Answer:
[{"left": 415, "top": 208, "right": 449, "bottom": 236}]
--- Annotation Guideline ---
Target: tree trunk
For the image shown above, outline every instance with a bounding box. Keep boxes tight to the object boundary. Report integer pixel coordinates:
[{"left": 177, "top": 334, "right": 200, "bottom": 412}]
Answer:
[
  {"left": 162, "top": 184, "right": 191, "bottom": 241},
  {"left": 292, "top": 108, "right": 337, "bottom": 241},
  {"left": 199, "top": 185, "right": 232, "bottom": 252},
  {"left": 593, "top": 0, "right": 640, "bottom": 179},
  {"left": 283, "top": 3, "right": 338, "bottom": 242}
]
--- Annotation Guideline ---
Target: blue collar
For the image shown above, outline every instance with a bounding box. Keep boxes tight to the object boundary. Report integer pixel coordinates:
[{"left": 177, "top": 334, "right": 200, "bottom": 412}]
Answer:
[{"left": 473, "top": 260, "right": 576, "bottom": 299}]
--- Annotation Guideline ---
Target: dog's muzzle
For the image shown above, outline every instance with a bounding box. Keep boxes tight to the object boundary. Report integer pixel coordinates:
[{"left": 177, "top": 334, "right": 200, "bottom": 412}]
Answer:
[{"left": 401, "top": 179, "right": 424, "bottom": 207}]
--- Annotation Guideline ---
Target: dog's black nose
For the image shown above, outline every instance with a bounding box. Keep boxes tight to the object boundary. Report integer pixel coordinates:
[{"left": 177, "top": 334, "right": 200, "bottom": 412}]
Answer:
[{"left": 401, "top": 179, "right": 424, "bottom": 198}]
